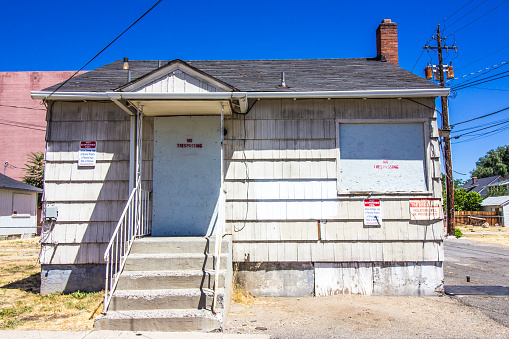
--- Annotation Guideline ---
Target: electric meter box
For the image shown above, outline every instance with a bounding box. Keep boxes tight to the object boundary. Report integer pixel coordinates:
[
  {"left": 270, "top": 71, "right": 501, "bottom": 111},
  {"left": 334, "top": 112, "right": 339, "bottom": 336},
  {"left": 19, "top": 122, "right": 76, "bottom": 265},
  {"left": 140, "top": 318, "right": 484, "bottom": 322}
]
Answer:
[{"left": 45, "top": 205, "right": 58, "bottom": 220}]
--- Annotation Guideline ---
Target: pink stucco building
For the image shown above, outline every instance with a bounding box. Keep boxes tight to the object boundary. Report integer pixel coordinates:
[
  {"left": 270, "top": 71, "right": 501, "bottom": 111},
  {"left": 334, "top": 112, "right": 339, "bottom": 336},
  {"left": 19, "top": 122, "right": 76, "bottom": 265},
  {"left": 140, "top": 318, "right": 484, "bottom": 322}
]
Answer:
[{"left": 0, "top": 71, "right": 84, "bottom": 180}]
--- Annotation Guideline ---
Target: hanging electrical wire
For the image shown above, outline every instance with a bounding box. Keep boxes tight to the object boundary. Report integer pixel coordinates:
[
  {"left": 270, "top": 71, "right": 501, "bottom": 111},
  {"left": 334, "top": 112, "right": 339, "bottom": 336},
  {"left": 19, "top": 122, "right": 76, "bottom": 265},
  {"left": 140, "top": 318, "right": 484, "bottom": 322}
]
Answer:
[
  {"left": 0, "top": 121, "right": 45, "bottom": 131},
  {"left": 451, "top": 117, "right": 509, "bottom": 133},
  {"left": 452, "top": 70, "right": 509, "bottom": 90},
  {"left": 447, "top": 60, "right": 509, "bottom": 84},
  {"left": 451, "top": 105, "right": 509, "bottom": 127},
  {"left": 46, "top": 0, "right": 163, "bottom": 101},
  {"left": 439, "top": 0, "right": 477, "bottom": 25},
  {"left": 448, "top": 0, "right": 509, "bottom": 35},
  {"left": 457, "top": 43, "right": 509, "bottom": 70},
  {"left": 0, "top": 104, "right": 46, "bottom": 111},
  {"left": 443, "top": 0, "right": 489, "bottom": 32}
]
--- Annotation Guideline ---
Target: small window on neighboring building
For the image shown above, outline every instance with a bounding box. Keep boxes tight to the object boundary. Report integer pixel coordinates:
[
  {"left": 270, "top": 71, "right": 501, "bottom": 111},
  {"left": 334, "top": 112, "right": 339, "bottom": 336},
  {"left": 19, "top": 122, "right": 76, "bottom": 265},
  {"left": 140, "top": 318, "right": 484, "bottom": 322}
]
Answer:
[
  {"left": 12, "top": 193, "right": 33, "bottom": 216},
  {"left": 337, "top": 122, "right": 428, "bottom": 193}
]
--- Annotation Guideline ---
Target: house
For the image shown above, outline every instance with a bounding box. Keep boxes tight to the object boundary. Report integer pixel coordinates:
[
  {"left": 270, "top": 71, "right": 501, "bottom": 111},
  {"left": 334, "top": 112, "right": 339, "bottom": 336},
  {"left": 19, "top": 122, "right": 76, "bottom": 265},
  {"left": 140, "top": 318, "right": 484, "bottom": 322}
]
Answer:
[
  {"left": 32, "top": 19, "right": 448, "bottom": 331},
  {"left": 462, "top": 175, "right": 503, "bottom": 197},
  {"left": 481, "top": 196, "right": 509, "bottom": 227},
  {"left": 0, "top": 173, "right": 42, "bottom": 238},
  {"left": 0, "top": 71, "right": 85, "bottom": 180}
]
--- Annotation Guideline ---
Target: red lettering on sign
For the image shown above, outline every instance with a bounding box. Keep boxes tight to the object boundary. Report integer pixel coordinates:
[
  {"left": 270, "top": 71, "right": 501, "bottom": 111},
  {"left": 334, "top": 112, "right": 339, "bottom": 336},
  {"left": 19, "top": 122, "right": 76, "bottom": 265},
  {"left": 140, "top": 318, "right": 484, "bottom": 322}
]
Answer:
[
  {"left": 374, "top": 164, "right": 399, "bottom": 169},
  {"left": 177, "top": 143, "right": 203, "bottom": 148},
  {"left": 187, "top": 139, "right": 192, "bottom": 143},
  {"left": 80, "top": 141, "right": 96, "bottom": 149},
  {"left": 364, "top": 199, "right": 381, "bottom": 207}
]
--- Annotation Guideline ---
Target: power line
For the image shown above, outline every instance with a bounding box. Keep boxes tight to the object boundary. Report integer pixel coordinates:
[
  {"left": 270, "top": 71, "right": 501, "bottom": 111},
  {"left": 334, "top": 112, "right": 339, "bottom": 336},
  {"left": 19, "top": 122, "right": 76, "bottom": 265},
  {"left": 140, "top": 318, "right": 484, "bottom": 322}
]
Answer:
[
  {"left": 448, "top": 0, "right": 509, "bottom": 35},
  {"left": 411, "top": 49, "right": 426, "bottom": 72},
  {"left": 451, "top": 117, "right": 509, "bottom": 133},
  {"left": 440, "top": 0, "right": 477, "bottom": 25},
  {"left": 404, "top": 98, "right": 442, "bottom": 116},
  {"left": 457, "top": 43, "right": 509, "bottom": 70},
  {"left": 452, "top": 70, "right": 509, "bottom": 90},
  {"left": 0, "top": 118, "right": 46, "bottom": 129},
  {"left": 0, "top": 122, "right": 45, "bottom": 131},
  {"left": 453, "top": 119, "right": 509, "bottom": 138},
  {"left": 451, "top": 106, "right": 509, "bottom": 126},
  {"left": 443, "top": 0, "right": 489, "bottom": 31},
  {"left": 46, "top": 0, "right": 163, "bottom": 100},
  {"left": 448, "top": 60, "right": 509, "bottom": 83},
  {"left": 0, "top": 104, "right": 46, "bottom": 111},
  {"left": 452, "top": 123, "right": 509, "bottom": 143}
]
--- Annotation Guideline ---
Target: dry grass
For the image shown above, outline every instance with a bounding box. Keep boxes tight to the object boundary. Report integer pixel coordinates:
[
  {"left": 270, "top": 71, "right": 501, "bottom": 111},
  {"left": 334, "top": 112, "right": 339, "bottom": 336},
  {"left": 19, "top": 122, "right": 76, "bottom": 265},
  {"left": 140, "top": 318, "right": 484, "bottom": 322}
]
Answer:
[
  {"left": 456, "top": 225, "right": 509, "bottom": 247},
  {"left": 0, "top": 237, "right": 103, "bottom": 330},
  {"left": 232, "top": 282, "right": 256, "bottom": 307}
]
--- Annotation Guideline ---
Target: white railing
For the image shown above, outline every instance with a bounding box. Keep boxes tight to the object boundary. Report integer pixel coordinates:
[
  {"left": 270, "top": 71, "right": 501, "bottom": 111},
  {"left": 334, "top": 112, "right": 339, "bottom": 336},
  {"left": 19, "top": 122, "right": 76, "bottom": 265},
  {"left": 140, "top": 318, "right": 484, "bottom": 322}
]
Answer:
[
  {"left": 212, "top": 189, "right": 226, "bottom": 314},
  {"left": 212, "top": 104, "right": 226, "bottom": 314},
  {"left": 103, "top": 184, "right": 150, "bottom": 312}
]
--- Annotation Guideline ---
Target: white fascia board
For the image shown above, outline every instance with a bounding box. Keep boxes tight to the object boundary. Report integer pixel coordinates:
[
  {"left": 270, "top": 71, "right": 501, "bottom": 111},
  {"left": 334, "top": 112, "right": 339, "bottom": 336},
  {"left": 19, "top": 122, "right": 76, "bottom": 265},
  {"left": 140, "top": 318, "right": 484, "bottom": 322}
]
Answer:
[
  {"left": 31, "top": 91, "right": 110, "bottom": 100},
  {"left": 32, "top": 88, "right": 448, "bottom": 103},
  {"left": 246, "top": 88, "right": 450, "bottom": 99}
]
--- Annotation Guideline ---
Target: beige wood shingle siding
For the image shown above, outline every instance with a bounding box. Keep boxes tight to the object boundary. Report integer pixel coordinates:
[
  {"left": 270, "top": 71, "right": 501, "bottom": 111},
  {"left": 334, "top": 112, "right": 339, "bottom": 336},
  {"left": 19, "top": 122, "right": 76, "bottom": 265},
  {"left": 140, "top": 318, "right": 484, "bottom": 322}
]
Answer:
[
  {"left": 42, "top": 102, "right": 153, "bottom": 265},
  {"left": 225, "top": 98, "right": 443, "bottom": 263}
]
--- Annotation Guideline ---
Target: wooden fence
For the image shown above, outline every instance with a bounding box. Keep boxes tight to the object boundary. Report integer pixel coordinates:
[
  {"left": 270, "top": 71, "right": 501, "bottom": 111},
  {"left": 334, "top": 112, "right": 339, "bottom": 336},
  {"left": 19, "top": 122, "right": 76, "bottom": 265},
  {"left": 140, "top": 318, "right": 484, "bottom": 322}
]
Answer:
[{"left": 455, "top": 211, "right": 504, "bottom": 226}]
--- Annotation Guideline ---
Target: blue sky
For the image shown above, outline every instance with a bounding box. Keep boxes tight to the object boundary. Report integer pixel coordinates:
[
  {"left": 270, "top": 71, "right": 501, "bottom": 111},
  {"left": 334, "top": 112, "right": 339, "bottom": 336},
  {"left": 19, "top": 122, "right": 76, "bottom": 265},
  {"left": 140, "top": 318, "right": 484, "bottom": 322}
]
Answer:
[{"left": 2, "top": 0, "right": 508, "bottom": 180}]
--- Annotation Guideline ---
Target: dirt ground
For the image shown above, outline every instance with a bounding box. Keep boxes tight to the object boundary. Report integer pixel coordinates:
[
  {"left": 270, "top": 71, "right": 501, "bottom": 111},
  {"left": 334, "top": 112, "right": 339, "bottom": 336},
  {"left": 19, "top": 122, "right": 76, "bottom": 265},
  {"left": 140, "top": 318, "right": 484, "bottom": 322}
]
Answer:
[
  {"left": 225, "top": 295, "right": 509, "bottom": 338},
  {"left": 0, "top": 237, "right": 102, "bottom": 330},
  {"left": 456, "top": 224, "right": 509, "bottom": 246},
  {"left": 1, "top": 230, "right": 508, "bottom": 335}
]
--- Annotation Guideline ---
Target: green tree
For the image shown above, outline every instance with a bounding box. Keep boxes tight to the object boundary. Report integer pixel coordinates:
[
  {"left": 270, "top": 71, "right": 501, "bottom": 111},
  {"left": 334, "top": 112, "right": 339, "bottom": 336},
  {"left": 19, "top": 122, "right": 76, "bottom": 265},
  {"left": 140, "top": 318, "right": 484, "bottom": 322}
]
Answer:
[
  {"left": 453, "top": 188, "right": 483, "bottom": 211},
  {"left": 22, "top": 152, "right": 44, "bottom": 208},
  {"left": 485, "top": 185, "right": 509, "bottom": 198},
  {"left": 471, "top": 145, "right": 509, "bottom": 178}
]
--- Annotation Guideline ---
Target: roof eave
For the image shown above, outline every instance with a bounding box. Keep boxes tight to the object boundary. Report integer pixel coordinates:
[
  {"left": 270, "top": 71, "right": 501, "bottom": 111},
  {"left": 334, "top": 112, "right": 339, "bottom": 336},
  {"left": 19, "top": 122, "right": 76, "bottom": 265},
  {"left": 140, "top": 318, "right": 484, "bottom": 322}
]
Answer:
[{"left": 32, "top": 88, "right": 449, "bottom": 101}]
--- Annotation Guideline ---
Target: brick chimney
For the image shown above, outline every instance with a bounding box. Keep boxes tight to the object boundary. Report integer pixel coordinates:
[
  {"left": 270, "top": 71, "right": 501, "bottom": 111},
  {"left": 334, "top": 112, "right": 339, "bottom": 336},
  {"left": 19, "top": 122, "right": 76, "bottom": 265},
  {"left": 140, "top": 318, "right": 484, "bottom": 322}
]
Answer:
[{"left": 376, "top": 19, "right": 398, "bottom": 66}]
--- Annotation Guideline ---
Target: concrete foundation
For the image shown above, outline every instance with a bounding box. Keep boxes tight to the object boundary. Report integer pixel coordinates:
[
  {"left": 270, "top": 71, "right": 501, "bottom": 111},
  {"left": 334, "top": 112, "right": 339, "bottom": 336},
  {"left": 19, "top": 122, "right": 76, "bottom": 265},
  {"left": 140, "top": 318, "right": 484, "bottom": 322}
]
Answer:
[
  {"left": 235, "top": 262, "right": 314, "bottom": 297},
  {"left": 41, "top": 264, "right": 105, "bottom": 294},
  {"left": 235, "top": 261, "right": 444, "bottom": 297}
]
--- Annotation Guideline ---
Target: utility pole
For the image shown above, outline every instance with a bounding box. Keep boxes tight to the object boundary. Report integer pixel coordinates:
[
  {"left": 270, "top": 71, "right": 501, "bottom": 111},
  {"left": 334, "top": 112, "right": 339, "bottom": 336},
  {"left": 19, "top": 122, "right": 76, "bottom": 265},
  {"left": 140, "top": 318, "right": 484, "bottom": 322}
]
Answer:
[{"left": 424, "top": 25, "right": 457, "bottom": 237}]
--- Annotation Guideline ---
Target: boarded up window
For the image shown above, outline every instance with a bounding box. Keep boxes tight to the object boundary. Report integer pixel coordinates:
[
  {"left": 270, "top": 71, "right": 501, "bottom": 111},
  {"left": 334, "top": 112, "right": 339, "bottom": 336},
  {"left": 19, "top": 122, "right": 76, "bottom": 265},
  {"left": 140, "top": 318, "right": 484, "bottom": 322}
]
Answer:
[
  {"left": 12, "top": 193, "right": 33, "bottom": 215},
  {"left": 338, "top": 123, "right": 427, "bottom": 192}
]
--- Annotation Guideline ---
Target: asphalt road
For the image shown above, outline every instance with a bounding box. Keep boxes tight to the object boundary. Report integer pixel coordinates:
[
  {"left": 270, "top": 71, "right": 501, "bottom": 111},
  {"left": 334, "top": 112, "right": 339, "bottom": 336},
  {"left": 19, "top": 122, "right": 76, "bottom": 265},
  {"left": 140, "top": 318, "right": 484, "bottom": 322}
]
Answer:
[{"left": 444, "top": 238, "right": 509, "bottom": 327}]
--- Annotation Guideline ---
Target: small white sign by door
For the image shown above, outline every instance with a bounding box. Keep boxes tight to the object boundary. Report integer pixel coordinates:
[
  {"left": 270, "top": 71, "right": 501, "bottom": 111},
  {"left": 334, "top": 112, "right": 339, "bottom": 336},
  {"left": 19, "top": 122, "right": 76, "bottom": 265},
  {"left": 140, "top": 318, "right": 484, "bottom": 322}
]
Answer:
[
  {"left": 364, "top": 199, "right": 382, "bottom": 226},
  {"left": 79, "top": 141, "right": 97, "bottom": 166}
]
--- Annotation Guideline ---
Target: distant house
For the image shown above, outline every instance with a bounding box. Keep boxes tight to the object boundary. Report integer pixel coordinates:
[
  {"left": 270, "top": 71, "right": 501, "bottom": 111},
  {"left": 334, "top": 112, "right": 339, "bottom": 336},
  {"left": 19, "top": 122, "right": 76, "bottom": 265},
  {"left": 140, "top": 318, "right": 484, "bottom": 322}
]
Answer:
[
  {"left": 0, "top": 71, "right": 85, "bottom": 180},
  {"left": 462, "top": 175, "right": 509, "bottom": 197},
  {"left": 481, "top": 196, "right": 509, "bottom": 227},
  {"left": 0, "top": 173, "right": 42, "bottom": 238},
  {"left": 32, "top": 19, "right": 448, "bottom": 331}
]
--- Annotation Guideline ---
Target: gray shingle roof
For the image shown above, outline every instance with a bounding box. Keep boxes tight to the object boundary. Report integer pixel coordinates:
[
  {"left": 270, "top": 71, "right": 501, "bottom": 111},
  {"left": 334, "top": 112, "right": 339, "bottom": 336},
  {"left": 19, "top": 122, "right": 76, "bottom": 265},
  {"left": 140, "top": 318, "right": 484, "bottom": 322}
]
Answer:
[
  {"left": 0, "top": 174, "right": 42, "bottom": 193},
  {"left": 462, "top": 175, "right": 501, "bottom": 197},
  {"left": 481, "top": 196, "right": 509, "bottom": 206},
  {"left": 43, "top": 58, "right": 442, "bottom": 93}
]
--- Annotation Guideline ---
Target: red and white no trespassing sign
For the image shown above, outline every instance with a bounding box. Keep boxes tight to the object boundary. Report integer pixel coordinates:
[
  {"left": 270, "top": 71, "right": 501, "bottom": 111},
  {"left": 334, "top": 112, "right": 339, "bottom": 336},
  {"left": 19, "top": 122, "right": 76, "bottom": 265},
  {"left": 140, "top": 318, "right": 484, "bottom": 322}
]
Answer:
[
  {"left": 79, "top": 141, "right": 97, "bottom": 166},
  {"left": 364, "top": 199, "right": 382, "bottom": 226},
  {"left": 410, "top": 198, "right": 441, "bottom": 220}
]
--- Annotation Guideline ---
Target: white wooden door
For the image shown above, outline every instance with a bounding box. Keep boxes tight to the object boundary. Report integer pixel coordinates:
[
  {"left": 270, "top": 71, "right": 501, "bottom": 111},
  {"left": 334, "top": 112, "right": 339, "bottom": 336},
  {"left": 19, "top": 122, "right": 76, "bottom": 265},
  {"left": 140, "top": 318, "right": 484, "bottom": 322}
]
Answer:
[{"left": 152, "top": 116, "right": 220, "bottom": 236}]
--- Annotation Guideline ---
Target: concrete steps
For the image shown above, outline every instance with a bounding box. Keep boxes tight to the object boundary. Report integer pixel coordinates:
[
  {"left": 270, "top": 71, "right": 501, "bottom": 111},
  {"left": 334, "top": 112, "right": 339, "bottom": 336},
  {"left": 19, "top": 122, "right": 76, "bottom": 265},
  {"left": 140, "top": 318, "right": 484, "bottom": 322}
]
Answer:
[
  {"left": 95, "top": 236, "right": 231, "bottom": 332},
  {"left": 96, "top": 309, "right": 223, "bottom": 332},
  {"left": 116, "top": 270, "right": 225, "bottom": 290}
]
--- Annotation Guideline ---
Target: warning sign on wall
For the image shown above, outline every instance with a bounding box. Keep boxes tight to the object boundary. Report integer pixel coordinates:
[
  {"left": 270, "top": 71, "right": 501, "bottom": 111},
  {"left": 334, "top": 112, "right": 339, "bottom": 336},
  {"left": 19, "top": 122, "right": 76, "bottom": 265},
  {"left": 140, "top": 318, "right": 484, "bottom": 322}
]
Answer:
[
  {"left": 79, "top": 141, "right": 97, "bottom": 166},
  {"left": 410, "top": 198, "right": 442, "bottom": 220},
  {"left": 364, "top": 199, "right": 382, "bottom": 226}
]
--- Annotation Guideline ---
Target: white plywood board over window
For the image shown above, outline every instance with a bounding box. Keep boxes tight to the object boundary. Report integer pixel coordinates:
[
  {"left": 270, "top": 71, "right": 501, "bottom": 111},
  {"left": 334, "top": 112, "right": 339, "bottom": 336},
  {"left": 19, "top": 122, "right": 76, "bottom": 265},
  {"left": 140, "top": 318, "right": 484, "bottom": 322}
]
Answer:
[{"left": 338, "top": 123, "right": 427, "bottom": 192}]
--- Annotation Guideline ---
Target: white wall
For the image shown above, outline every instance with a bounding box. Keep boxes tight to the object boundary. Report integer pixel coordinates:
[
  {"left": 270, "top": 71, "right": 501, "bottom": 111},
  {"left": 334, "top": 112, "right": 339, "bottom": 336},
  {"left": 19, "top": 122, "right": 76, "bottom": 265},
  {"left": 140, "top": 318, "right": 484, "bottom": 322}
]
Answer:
[{"left": 0, "top": 189, "right": 38, "bottom": 236}]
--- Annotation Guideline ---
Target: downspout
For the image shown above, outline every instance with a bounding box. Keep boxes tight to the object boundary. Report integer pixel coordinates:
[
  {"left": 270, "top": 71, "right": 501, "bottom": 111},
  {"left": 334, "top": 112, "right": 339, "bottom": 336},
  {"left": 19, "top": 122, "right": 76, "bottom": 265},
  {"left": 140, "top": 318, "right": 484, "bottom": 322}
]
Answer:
[{"left": 129, "top": 115, "right": 136, "bottom": 193}]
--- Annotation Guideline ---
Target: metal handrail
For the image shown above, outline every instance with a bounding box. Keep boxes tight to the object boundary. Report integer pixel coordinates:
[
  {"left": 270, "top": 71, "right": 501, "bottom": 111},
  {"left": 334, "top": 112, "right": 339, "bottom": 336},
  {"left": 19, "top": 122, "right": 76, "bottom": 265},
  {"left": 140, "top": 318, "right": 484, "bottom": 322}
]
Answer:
[
  {"left": 103, "top": 184, "right": 151, "bottom": 312},
  {"left": 212, "top": 189, "right": 225, "bottom": 314}
]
